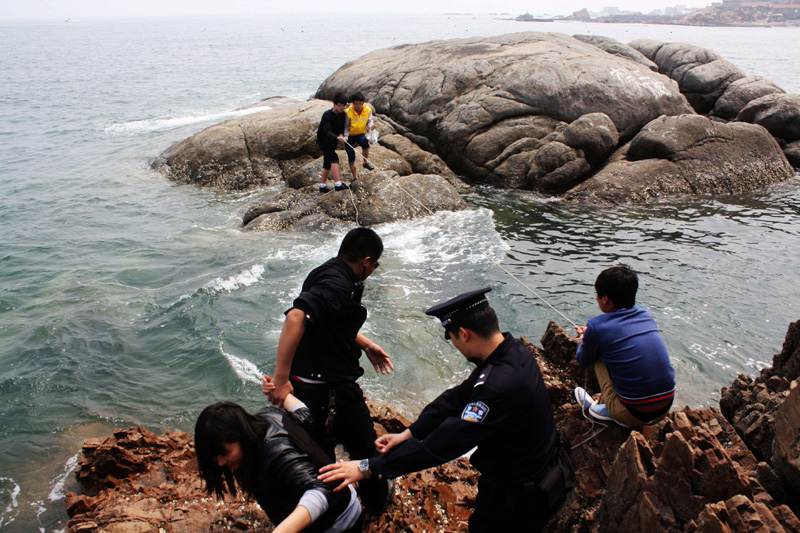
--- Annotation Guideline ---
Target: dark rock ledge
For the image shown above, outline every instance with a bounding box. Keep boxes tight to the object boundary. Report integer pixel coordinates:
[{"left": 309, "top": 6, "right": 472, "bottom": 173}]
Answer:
[{"left": 65, "top": 320, "right": 800, "bottom": 532}]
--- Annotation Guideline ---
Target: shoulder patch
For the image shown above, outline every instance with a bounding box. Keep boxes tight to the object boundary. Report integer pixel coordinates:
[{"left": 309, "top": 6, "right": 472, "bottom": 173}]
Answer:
[{"left": 461, "top": 401, "right": 490, "bottom": 423}]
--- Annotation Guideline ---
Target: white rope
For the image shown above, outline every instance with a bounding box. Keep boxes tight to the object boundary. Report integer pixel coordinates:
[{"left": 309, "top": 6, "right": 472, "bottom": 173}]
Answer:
[{"left": 344, "top": 139, "right": 579, "bottom": 330}]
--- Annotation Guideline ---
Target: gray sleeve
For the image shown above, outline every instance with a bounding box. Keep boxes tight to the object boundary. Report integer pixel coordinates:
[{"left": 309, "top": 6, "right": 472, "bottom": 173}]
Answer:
[
  {"left": 343, "top": 114, "right": 351, "bottom": 140},
  {"left": 297, "top": 488, "right": 329, "bottom": 523}
]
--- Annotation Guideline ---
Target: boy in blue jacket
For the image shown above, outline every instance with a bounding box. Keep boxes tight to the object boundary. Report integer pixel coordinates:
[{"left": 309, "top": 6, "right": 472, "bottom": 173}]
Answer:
[{"left": 574, "top": 265, "right": 675, "bottom": 427}]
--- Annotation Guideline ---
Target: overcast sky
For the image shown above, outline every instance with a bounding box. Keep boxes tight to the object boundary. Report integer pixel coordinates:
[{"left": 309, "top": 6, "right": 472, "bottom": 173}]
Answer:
[{"left": 1, "top": 0, "right": 709, "bottom": 21}]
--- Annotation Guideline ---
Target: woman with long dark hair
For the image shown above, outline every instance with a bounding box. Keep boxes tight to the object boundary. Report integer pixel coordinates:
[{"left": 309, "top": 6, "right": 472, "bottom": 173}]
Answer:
[{"left": 194, "top": 388, "right": 362, "bottom": 533}]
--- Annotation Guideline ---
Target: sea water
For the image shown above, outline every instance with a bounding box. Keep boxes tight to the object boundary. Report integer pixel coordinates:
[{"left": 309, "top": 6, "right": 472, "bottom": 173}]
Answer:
[{"left": 0, "top": 13, "right": 798, "bottom": 531}]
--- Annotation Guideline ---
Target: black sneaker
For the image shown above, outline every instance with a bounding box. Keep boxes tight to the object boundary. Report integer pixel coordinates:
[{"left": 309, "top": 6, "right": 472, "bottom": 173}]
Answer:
[
  {"left": 335, "top": 183, "right": 350, "bottom": 191},
  {"left": 363, "top": 161, "right": 375, "bottom": 170},
  {"left": 319, "top": 185, "right": 332, "bottom": 193}
]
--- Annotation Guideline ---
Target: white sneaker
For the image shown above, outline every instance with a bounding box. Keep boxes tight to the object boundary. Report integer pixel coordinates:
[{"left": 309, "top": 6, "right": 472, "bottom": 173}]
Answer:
[
  {"left": 589, "top": 404, "right": 631, "bottom": 428},
  {"left": 574, "top": 387, "right": 596, "bottom": 410}
]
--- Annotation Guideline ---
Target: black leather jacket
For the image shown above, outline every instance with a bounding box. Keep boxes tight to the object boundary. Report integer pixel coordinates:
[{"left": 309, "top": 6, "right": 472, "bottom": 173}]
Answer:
[{"left": 252, "top": 406, "right": 350, "bottom": 533}]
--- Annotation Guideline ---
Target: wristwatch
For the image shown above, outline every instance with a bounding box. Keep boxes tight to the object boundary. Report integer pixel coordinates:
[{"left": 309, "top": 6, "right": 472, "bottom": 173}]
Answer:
[{"left": 358, "top": 458, "right": 372, "bottom": 479}]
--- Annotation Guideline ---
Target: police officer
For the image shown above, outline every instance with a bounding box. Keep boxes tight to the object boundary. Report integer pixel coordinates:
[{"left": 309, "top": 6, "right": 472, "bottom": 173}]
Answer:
[
  {"left": 265, "top": 227, "right": 394, "bottom": 514},
  {"left": 319, "top": 288, "right": 573, "bottom": 531}
]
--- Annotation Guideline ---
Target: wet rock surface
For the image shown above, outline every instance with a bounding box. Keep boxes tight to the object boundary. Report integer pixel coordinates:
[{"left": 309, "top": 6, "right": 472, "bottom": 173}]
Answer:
[
  {"left": 241, "top": 172, "right": 467, "bottom": 230},
  {"left": 66, "top": 320, "right": 800, "bottom": 532},
  {"left": 564, "top": 114, "right": 794, "bottom": 205}
]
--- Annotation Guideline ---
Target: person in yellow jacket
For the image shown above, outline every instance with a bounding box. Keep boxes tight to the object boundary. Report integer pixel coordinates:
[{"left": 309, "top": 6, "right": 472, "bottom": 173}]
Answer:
[{"left": 343, "top": 93, "right": 377, "bottom": 180}]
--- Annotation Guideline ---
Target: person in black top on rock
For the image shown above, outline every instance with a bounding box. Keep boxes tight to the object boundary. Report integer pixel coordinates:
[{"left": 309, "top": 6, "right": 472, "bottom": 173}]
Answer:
[
  {"left": 318, "top": 288, "right": 574, "bottom": 532},
  {"left": 265, "top": 227, "right": 394, "bottom": 514},
  {"left": 316, "top": 92, "right": 350, "bottom": 193},
  {"left": 194, "top": 394, "right": 362, "bottom": 533}
]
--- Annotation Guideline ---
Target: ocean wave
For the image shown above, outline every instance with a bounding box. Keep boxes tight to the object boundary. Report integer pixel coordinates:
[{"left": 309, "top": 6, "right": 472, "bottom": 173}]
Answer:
[
  {"left": 219, "top": 343, "right": 262, "bottom": 384},
  {"left": 0, "top": 476, "right": 21, "bottom": 527},
  {"left": 103, "top": 105, "right": 273, "bottom": 136},
  {"left": 202, "top": 264, "right": 265, "bottom": 294}
]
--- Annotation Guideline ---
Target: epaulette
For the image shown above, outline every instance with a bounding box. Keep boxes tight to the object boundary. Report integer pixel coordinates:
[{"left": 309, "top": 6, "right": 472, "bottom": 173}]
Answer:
[{"left": 474, "top": 364, "right": 494, "bottom": 387}]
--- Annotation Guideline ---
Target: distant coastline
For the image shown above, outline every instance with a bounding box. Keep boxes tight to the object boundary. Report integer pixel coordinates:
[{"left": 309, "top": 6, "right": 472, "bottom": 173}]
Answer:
[{"left": 511, "top": 3, "right": 800, "bottom": 28}]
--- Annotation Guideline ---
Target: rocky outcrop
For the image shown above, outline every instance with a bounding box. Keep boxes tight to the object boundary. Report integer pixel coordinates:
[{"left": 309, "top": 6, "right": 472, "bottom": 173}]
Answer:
[
  {"left": 316, "top": 32, "right": 692, "bottom": 192},
  {"left": 152, "top": 99, "right": 464, "bottom": 193},
  {"left": 720, "top": 319, "right": 800, "bottom": 513},
  {"left": 154, "top": 33, "right": 796, "bottom": 211},
  {"left": 737, "top": 93, "right": 800, "bottom": 144},
  {"left": 628, "top": 40, "right": 746, "bottom": 114},
  {"left": 564, "top": 114, "right": 794, "bottom": 205},
  {"left": 713, "top": 76, "right": 785, "bottom": 120},
  {"left": 67, "top": 320, "right": 800, "bottom": 532},
  {"left": 573, "top": 34, "right": 658, "bottom": 72},
  {"left": 629, "top": 39, "right": 800, "bottom": 167},
  {"left": 241, "top": 172, "right": 467, "bottom": 230}
]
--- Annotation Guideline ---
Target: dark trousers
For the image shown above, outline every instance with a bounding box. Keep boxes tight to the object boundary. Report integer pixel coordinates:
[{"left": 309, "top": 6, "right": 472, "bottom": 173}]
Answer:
[
  {"left": 292, "top": 380, "right": 390, "bottom": 513},
  {"left": 317, "top": 139, "right": 339, "bottom": 169},
  {"left": 468, "top": 476, "right": 551, "bottom": 533},
  {"left": 344, "top": 134, "right": 369, "bottom": 163}
]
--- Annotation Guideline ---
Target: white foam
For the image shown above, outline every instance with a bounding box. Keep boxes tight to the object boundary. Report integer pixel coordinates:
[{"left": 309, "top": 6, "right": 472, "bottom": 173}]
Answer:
[
  {"left": 203, "top": 264, "right": 265, "bottom": 294},
  {"left": 104, "top": 105, "right": 273, "bottom": 136},
  {"left": 47, "top": 452, "right": 80, "bottom": 502},
  {"left": 0, "top": 476, "right": 21, "bottom": 527},
  {"left": 380, "top": 208, "right": 506, "bottom": 266},
  {"left": 219, "top": 343, "right": 262, "bottom": 384}
]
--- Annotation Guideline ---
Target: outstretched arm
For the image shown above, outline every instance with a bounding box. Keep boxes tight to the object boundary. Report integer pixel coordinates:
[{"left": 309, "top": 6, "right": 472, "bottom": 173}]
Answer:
[
  {"left": 356, "top": 332, "right": 393, "bottom": 375},
  {"left": 267, "top": 308, "right": 306, "bottom": 407}
]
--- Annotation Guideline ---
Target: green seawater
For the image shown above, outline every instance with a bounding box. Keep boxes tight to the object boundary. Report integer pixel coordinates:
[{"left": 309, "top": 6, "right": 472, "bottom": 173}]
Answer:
[{"left": 0, "top": 13, "right": 798, "bottom": 531}]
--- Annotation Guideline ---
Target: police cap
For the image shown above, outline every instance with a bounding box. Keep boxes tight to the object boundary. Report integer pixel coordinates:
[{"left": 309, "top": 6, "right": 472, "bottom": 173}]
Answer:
[{"left": 425, "top": 287, "right": 492, "bottom": 339}]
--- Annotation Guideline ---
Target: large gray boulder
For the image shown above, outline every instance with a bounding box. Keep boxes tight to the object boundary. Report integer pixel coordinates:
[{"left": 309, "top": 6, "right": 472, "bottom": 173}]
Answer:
[
  {"left": 242, "top": 172, "right": 466, "bottom": 231},
  {"left": 713, "top": 76, "right": 785, "bottom": 120},
  {"left": 573, "top": 34, "right": 658, "bottom": 71},
  {"left": 316, "top": 32, "right": 692, "bottom": 190},
  {"left": 737, "top": 93, "right": 800, "bottom": 144},
  {"left": 153, "top": 99, "right": 329, "bottom": 189},
  {"left": 564, "top": 114, "right": 795, "bottom": 205},
  {"left": 629, "top": 40, "right": 746, "bottom": 114}
]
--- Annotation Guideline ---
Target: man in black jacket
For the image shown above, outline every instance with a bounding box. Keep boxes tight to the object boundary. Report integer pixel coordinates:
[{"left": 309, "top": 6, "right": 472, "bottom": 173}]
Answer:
[
  {"left": 316, "top": 92, "right": 350, "bottom": 193},
  {"left": 319, "top": 288, "right": 573, "bottom": 531},
  {"left": 266, "top": 227, "right": 394, "bottom": 513}
]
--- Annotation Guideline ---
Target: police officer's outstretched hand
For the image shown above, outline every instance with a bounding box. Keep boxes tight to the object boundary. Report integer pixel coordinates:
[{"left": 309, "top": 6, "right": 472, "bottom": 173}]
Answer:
[{"left": 376, "top": 428, "right": 412, "bottom": 454}]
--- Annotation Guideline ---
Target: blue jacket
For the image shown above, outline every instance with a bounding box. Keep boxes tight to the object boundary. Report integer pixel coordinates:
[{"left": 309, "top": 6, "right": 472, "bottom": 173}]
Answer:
[{"left": 576, "top": 306, "right": 675, "bottom": 406}]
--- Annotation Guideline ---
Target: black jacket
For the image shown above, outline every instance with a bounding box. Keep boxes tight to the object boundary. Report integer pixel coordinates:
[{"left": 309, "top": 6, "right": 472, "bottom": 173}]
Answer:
[
  {"left": 253, "top": 407, "right": 350, "bottom": 532},
  {"left": 369, "top": 334, "right": 558, "bottom": 484},
  {"left": 316, "top": 109, "right": 346, "bottom": 146},
  {"left": 290, "top": 257, "right": 367, "bottom": 383}
]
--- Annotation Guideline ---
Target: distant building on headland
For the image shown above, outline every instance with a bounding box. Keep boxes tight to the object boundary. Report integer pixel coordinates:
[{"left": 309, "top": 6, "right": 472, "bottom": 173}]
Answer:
[{"left": 568, "top": 0, "right": 800, "bottom": 23}]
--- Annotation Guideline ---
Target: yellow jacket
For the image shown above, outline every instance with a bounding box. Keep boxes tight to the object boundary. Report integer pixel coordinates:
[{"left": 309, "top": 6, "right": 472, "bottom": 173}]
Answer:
[{"left": 345, "top": 104, "right": 373, "bottom": 137}]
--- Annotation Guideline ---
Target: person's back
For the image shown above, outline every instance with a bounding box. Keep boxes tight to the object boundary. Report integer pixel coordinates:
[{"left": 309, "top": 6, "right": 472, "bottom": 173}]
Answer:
[
  {"left": 574, "top": 265, "right": 675, "bottom": 427},
  {"left": 578, "top": 305, "right": 674, "bottom": 399}
]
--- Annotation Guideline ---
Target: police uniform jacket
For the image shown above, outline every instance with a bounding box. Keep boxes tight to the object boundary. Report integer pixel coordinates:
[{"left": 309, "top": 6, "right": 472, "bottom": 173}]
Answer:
[
  {"left": 369, "top": 333, "right": 558, "bottom": 484},
  {"left": 289, "top": 257, "right": 367, "bottom": 383}
]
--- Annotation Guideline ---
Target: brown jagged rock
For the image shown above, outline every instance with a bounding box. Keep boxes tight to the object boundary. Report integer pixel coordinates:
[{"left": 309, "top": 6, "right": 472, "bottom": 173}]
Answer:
[{"left": 720, "top": 319, "right": 800, "bottom": 514}]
